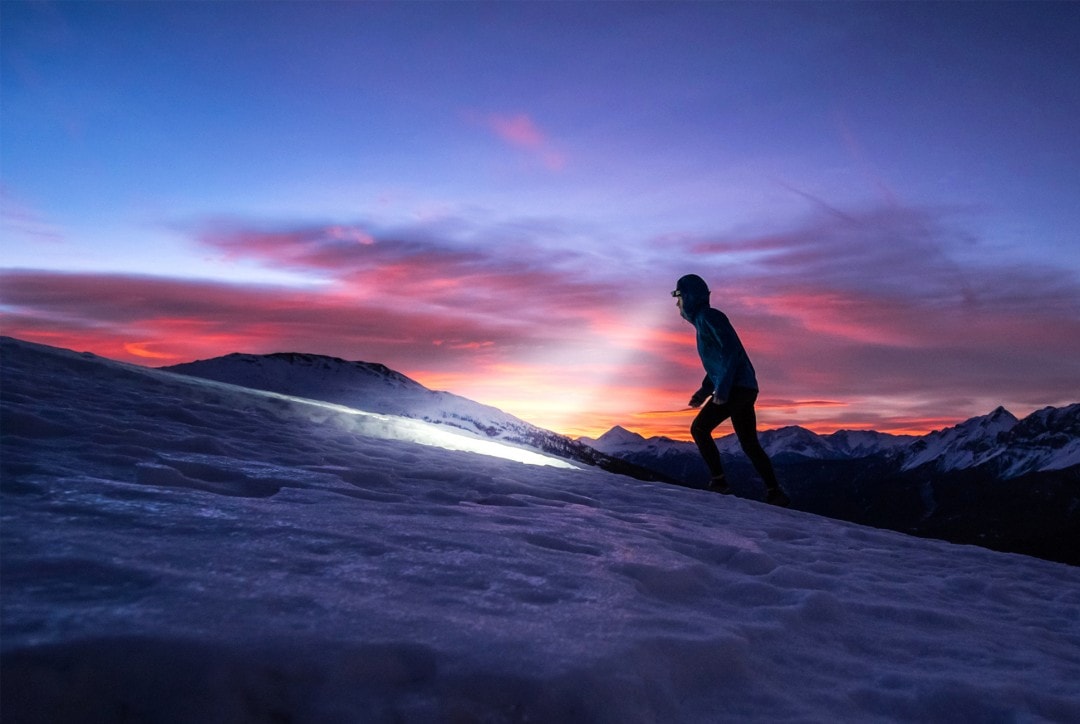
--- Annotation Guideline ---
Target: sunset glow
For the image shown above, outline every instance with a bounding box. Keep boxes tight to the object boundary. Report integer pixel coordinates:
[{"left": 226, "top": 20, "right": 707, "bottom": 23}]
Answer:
[{"left": 3, "top": 2, "right": 1078, "bottom": 441}]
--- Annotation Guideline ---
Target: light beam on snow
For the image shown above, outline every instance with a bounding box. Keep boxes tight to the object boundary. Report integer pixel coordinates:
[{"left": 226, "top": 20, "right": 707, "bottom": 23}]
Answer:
[{"left": 223, "top": 383, "right": 580, "bottom": 470}]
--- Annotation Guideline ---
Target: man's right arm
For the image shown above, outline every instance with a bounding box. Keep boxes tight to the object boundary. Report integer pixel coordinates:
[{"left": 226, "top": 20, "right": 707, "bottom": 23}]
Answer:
[{"left": 689, "top": 374, "right": 711, "bottom": 407}]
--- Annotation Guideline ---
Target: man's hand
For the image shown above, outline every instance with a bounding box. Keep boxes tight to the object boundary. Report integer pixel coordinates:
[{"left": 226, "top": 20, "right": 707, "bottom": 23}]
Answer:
[{"left": 688, "top": 389, "right": 710, "bottom": 408}]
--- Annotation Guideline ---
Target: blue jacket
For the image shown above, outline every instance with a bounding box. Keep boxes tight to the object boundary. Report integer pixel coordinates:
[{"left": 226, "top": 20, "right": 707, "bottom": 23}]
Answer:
[{"left": 677, "top": 275, "right": 758, "bottom": 402}]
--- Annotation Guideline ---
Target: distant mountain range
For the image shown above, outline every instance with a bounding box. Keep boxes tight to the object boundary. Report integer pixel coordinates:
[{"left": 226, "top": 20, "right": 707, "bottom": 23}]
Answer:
[
  {"left": 582, "top": 404, "right": 1080, "bottom": 482},
  {"left": 164, "top": 350, "right": 1079, "bottom": 565}
]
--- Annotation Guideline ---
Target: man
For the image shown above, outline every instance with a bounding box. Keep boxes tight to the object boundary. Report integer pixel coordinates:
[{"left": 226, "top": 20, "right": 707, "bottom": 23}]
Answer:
[{"left": 672, "top": 274, "right": 790, "bottom": 507}]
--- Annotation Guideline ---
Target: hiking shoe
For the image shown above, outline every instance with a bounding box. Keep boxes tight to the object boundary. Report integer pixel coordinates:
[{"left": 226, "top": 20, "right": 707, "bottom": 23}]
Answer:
[
  {"left": 765, "top": 487, "right": 790, "bottom": 507},
  {"left": 708, "top": 475, "right": 732, "bottom": 495}
]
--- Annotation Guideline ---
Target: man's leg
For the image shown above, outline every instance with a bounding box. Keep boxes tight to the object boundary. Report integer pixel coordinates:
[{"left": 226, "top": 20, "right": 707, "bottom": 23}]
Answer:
[
  {"left": 729, "top": 388, "right": 787, "bottom": 505},
  {"left": 691, "top": 400, "right": 731, "bottom": 489}
]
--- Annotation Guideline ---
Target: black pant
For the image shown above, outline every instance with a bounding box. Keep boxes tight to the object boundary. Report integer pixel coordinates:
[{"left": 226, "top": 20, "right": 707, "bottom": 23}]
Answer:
[{"left": 690, "top": 386, "right": 778, "bottom": 489}]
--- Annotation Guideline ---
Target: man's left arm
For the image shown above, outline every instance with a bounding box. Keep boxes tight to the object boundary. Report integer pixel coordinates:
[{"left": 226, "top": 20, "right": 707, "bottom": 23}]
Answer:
[{"left": 702, "top": 314, "right": 741, "bottom": 404}]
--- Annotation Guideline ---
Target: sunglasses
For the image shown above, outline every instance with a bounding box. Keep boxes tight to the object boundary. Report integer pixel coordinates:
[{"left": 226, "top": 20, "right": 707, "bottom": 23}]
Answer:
[{"left": 671, "top": 290, "right": 682, "bottom": 298}]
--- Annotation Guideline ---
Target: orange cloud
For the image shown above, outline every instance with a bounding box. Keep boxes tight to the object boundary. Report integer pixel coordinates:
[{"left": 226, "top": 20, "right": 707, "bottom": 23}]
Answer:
[{"left": 123, "top": 342, "right": 180, "bottom": 360}]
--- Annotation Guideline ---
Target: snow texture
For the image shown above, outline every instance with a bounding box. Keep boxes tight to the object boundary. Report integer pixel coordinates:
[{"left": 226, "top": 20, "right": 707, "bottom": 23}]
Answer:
[{"left": 2, "top": 337, "right": 1079, "bottom": 723}]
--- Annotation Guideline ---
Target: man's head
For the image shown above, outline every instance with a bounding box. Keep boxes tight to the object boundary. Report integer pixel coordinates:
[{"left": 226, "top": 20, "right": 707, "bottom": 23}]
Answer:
[{"left": 672, "top": 274, "right": 710, "bottom": 321}]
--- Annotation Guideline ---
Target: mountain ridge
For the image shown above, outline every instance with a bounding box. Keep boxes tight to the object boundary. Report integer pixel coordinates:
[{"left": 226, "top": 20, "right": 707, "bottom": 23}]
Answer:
[
  {"left": 584, "top": 404, "right": 1080, "bottom": 479},
  {"left": 161, "top": 349, "right": 672, "bottom": 483}
]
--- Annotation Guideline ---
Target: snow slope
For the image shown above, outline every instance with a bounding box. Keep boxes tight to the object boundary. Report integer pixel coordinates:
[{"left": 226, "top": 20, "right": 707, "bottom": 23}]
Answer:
[
  {"left": 162, "top": 351, "right": 530, "bottom": 439},
  {"left": 161, "top": 352, "right": 634, "bottom": 476},
  {"left": 3, "top": 337, "right": 1079, "bottom": 723}
]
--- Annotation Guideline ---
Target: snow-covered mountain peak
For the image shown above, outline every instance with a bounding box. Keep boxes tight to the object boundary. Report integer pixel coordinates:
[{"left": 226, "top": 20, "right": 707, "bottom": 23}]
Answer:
[
  {"left": 1014, "top": 403, "right": 1080, "bottom": 436},
  {"left": 169, "top": 351, "right": 427, "bottom": 394},
  {"left": 164, "top": 351, "right": 541, "bottom": 440},
  {"left": 603, "top": 424, "right": 645, "bottom": 442},
  {"left": 825, "top": 429, "right": 918, "bottom": 457},
  {"left": 262, "top": 351, "right": 421, "bottom": 387},
  {"left": 590, "top": 423, "right": 917, "bottom": 463},
  {"left": 756, "top": 425, "right": 830, "bottom": 458},
  {"left": 162, "top": 350, "right": 665, "bottom": 481},
  {"left": 991, "top": 403, "right": 1080, "bottom": 477},
  {"left": 580, "top": 425, "right": 647, "bottom": 451},
  {"left": 983, "top": 406, "right": 1020, "bottom": 429},
  {"left": 902, "top": 406, "right": 1019, "bottom": 472}
]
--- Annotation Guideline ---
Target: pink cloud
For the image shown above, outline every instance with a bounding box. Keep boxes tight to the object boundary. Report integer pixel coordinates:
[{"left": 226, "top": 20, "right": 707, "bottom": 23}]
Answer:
[
  {"left": 196, "top": 219, "right": 626, "bottom": 328},
  {"left": 487, "top": 113, "right": 546, "bottom": 148},
  {"left": 0, "top": 186, "right": 65, "bottom": 244},
  {"left": 0, "top": 270, "right": 531, "bottom": 367},
  {"left": 479, "top": 112, "right": 567, "bottom": 171}
]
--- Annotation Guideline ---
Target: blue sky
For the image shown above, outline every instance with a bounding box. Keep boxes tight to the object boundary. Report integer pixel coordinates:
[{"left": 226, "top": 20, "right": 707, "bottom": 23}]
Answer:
[{"left": 3, "top": 1, "right": 1079, "bottom": 438}]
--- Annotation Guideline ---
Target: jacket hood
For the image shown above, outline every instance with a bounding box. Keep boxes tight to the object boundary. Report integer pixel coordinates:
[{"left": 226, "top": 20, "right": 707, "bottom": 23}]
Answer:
[{"left": 675, "top": 274, "right": 710, "bottom": 321}]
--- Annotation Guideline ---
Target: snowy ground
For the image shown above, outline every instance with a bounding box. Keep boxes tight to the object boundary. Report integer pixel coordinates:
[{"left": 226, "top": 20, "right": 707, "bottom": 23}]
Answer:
[{"left": 2, "top": 337, "right": 1079, "bottom": 723}]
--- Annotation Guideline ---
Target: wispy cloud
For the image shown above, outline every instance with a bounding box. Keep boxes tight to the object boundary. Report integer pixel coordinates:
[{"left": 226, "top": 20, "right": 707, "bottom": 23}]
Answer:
[
  {"left": 487, "top": 113, "right": 546, "bottom": 148},
  {"left": 475, "top": 112, "right": 567, "bottom": 171},
  {"left": 0, "top": 187, "right": 65, "bottom": 244},
  {"left": 690, "top": 205, "right": 980, "bottom": 302},
  {"left": 196, "top": 217, "right": 626, "bottom": 326}
]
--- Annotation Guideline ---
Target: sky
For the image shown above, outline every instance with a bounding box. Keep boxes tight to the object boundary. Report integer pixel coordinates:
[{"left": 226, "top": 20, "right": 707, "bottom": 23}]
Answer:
[{"left": 2, "top": 1, "right": 1079, "bottom": 440}]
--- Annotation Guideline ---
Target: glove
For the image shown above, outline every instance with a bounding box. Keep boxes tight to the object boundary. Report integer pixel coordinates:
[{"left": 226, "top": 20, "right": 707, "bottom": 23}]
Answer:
[{"left": 688, "top": 388, "right": 710, "bottom": 408}]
